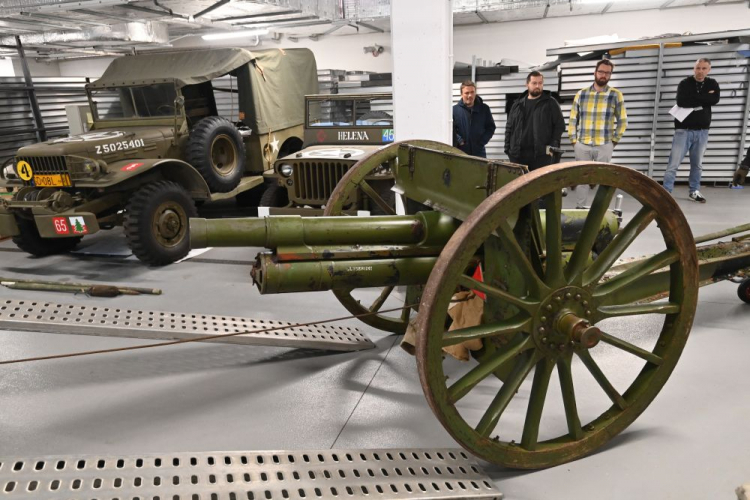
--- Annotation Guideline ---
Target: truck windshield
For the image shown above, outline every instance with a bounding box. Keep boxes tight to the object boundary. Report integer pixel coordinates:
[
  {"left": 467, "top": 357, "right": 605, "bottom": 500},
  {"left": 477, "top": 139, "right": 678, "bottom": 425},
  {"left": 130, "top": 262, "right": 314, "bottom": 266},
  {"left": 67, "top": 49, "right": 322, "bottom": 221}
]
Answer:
[
  {"left": 90, "top": 83, "right": 178, "bottom": 121},
  {"left": 308, "top": 96, "right": 393, "bottom": 127}
]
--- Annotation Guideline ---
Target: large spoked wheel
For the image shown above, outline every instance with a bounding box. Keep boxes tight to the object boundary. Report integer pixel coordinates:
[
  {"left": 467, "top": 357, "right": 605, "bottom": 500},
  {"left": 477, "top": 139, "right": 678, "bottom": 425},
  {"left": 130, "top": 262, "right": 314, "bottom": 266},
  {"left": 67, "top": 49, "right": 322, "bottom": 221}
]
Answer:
[
  {"left": 324, "top": 140, "right": 464, "bottom": 333},
  {"left": 417, "top": 162, "right": 699, "bottom": 469}
]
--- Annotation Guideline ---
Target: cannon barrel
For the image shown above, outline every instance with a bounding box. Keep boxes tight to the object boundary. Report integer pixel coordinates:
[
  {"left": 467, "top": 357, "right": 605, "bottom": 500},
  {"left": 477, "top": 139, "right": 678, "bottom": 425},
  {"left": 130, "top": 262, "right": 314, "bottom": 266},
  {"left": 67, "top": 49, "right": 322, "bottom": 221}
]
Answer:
[
  {"left": 253, "top": 254, "right": 438, "bottom": 294},
  {"left": 190, "top": 211, "right": 460, "bottom": 251},
  {"left": 190, "top": 209, "right": 621, "bottom": 295}
]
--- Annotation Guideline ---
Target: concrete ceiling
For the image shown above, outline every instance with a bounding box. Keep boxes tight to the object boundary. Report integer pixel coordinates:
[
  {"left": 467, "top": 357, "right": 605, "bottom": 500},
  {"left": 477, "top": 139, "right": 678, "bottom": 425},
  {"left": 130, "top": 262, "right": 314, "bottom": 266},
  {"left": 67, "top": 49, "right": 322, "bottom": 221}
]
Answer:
[{"left": 0, "top": 0, "right": 745, "bottom": 61}]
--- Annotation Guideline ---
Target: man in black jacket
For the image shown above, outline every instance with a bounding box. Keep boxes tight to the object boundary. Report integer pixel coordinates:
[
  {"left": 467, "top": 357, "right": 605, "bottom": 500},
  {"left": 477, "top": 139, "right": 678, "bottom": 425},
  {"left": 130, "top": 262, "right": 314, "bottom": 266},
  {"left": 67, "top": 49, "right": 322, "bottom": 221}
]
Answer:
[
  {"left": 504, "top": 71, "right": 565, "bottom": 170},
  {"left": 453, "top": 80, "right": 496, "bottom": 158},
  {"left": 662, "top": 58, "right": 721, "bottom": 203}
]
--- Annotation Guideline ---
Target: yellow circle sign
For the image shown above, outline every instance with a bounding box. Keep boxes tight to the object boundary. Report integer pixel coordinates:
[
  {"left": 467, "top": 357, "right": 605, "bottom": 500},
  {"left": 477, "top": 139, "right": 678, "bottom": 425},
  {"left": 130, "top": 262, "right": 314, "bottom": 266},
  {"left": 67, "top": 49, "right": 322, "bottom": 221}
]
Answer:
[{"left": 16, "top": 161, "right": 33, "bottom": 181}]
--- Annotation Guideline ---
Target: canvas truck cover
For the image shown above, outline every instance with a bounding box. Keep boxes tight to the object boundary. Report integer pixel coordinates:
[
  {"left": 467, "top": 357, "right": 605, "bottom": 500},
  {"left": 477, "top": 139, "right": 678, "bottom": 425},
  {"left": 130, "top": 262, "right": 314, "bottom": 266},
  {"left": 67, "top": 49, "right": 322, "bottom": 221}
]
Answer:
[
  {"left": 88, "top": 47, "right": 319, "bottom": 134},
  {"left": 236, "top": 48, "right": 318, "bottom": 134}
]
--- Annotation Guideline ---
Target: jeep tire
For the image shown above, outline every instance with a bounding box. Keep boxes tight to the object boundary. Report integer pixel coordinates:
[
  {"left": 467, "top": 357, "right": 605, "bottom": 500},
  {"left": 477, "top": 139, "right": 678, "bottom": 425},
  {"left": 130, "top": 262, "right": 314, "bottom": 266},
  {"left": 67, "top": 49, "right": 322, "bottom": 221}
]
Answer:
[
  {"left": 12, "top": 216, "right": 81, "bottom": 256},
  {"left": 259, "top": 183, "right": 289, "bottom": 208},
  {"left": 186, "top": 116, "right": 246, "bottom": 192},
  {"left": 124, "top": 181, "right": 197, "bottom": 266}
]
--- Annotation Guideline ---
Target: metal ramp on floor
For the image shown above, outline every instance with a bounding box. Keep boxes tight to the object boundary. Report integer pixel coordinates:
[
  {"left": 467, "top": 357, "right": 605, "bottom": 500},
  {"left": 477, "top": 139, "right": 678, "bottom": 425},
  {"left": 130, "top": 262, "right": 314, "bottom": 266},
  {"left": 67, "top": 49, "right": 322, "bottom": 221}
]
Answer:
[
  {"left": 0, "top": 298, "right": 373, "bottom": 352},
  {"left": 0, "top": 448, "right": 502, "bottom": 499}
]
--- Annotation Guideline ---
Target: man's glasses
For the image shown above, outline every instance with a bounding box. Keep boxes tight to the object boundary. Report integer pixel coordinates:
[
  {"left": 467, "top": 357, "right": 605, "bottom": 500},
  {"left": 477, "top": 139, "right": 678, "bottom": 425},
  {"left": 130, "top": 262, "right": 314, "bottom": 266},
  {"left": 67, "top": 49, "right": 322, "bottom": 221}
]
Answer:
[{"left": 596, "top": 70, "right": 612, "bottom": 76}]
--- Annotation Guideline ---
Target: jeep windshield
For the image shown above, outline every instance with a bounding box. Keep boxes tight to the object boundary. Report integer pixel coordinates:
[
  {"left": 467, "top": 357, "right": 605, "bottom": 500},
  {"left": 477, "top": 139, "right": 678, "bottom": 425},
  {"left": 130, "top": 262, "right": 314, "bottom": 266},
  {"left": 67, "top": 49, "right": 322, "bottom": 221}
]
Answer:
[
  {"left": 307, "top": 95, "right": 393, "bottom": 128},
  {"left": 89, "top": 83, "right": 178, "bottom": 121}
]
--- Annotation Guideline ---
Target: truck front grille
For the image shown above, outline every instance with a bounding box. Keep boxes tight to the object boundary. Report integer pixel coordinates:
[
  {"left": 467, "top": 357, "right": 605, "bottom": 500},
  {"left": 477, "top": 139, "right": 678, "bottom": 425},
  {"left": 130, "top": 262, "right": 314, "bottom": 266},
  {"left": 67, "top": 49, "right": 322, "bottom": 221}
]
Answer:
[
  {"left": 292, "top": 161, "right": 351, "bottom": 205},
  {"left": 16, "top": 155, "right": 69, "bottom": 178}
]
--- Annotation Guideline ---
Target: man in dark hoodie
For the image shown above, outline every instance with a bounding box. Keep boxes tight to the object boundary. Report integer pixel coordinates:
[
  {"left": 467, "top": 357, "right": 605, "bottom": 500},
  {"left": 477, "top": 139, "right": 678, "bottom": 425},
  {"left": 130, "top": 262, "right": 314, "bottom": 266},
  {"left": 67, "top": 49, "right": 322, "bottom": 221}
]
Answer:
[
  {"left": 662, "top": 58, "right": 721, "bottom": 203},
  {"left": 504, "top": 71, "right": 565, "bottom": 170},
  {"left": 453, "top": 80, "right": 496, "bottom": 158}
]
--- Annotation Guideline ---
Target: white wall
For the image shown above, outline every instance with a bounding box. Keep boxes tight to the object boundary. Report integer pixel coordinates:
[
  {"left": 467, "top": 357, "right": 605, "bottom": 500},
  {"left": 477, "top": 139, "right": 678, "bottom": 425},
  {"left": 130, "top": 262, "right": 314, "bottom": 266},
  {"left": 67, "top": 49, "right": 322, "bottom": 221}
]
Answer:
[
  {"left": 51, "top": 2, "right": 750, "bottom": 78},
  {"left": 0, "top": 57, "right": 13, "bottom": 77},
  {"left": 59, "top": 57, "right": 115, "bottom": 78},
  {"left": 454, "top": 3, "right": 750, "bottom": 67},
  {"left": 12, "top": 57, "right": 60, "bottom": 77}
]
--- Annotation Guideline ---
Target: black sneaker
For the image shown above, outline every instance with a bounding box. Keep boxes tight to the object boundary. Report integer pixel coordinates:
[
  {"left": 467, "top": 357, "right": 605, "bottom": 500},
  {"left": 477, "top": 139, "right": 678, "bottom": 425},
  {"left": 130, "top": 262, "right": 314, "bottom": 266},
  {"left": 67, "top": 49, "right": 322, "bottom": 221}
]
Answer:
[{"left": 689, "top": 191, "right": 706, "bottom": 203}]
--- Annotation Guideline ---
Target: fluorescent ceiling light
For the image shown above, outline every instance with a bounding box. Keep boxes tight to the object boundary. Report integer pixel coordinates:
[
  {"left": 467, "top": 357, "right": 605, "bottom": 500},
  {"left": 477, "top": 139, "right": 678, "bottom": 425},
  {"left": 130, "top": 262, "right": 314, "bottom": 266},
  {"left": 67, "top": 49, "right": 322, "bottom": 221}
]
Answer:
[{"left": 202, "top": 28, "right": 269, "bottom": 40}]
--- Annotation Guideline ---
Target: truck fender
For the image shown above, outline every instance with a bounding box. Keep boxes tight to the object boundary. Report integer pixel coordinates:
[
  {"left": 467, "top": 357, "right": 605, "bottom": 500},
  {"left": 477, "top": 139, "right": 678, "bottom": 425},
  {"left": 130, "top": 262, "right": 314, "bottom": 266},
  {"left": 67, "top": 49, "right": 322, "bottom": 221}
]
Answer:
[{"left": 106, "top": 159, "right": 211, "bottom": 201}]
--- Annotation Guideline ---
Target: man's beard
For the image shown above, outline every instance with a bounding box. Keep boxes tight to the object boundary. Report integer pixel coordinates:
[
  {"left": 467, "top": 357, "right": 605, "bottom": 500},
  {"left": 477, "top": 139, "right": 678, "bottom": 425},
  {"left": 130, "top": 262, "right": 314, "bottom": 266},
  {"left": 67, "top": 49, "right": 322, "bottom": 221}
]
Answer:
[
  {"left": 596, "top": 77, "right": 609, "bottom": 87},
  {"left": 529, "top": 89, "right": 542, "bottom": 97}
]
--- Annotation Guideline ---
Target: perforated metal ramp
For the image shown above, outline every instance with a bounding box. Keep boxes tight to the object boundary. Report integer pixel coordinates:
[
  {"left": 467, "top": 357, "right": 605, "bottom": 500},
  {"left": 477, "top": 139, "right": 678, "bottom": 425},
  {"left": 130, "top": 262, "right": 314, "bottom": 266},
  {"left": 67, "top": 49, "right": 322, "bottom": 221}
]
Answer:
[
  {"left": 0, "top": 298, "right": 373, "bottom": 352},
  {"left": 0, "top": 449, "right": 502, "bottom": 499}
]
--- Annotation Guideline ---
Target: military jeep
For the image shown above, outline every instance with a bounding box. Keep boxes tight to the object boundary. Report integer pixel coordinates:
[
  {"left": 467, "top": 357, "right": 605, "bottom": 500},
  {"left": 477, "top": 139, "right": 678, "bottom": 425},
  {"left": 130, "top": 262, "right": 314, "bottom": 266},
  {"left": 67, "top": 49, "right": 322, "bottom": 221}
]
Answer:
[
  {"left": 0, "top": 47, "right": 318, "bottom": 265},
  {"left": 261, "top": 93, "right": 395, "bottom": 215}
]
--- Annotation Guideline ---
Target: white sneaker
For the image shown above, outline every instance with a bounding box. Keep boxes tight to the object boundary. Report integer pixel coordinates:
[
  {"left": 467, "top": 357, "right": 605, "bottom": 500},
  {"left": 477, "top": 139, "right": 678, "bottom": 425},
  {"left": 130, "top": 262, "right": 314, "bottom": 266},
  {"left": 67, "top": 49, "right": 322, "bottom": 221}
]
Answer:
[{"left": 688, "top": 191, "right": 706, "bottom": 203}]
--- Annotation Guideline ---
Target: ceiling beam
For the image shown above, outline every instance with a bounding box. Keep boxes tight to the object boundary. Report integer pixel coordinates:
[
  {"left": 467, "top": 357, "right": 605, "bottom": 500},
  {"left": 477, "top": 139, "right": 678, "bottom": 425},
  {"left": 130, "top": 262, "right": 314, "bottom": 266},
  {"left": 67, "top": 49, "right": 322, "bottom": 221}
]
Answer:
[
  {"left": 232, "top": 15, "right": 318, "bottom": 26},
  {"left": 356, "top": 21, "right": 383, "bottom": 33},
  {"left": 192, "top": 0, "right": 230, "bottom": 19},
  {"left": 214, "top": 9, "right": 302, "bottom": 22},
  {"left": 20, "top": 10, "right": 108, "bottom": 26}
]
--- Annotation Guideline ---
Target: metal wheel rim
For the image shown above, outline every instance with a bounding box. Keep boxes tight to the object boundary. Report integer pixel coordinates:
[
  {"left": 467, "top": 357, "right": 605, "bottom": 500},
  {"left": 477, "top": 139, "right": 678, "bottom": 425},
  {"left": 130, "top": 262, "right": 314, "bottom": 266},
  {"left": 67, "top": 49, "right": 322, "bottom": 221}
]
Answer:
[
  {"left": 152, "top": 200, "right": 188, "bottom": 248},
  {"left": 324, "top": 140, "right": 465, "bottom": 333},
  {"left": 211, "top": 134, "right": 237, "bottom": 176},
  {"left": 416, "top": 162, "right": 699, "bottom": 469}
]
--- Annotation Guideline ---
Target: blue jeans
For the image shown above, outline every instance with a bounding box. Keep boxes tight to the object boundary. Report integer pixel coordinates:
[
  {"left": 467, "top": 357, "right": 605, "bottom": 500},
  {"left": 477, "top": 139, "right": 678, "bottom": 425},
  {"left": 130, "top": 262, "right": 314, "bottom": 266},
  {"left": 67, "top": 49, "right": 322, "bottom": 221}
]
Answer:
[{"left": 663, "top": 129, "right": 708, "bottom": 193}]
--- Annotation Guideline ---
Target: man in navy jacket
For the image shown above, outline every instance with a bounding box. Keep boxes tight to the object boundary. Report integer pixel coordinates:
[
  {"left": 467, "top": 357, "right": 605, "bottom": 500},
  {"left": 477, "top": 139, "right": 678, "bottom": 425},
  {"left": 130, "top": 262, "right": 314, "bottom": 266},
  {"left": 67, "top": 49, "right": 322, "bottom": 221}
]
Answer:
[{"left": 453, "top": 80, "right": 496, "bottom": 158}]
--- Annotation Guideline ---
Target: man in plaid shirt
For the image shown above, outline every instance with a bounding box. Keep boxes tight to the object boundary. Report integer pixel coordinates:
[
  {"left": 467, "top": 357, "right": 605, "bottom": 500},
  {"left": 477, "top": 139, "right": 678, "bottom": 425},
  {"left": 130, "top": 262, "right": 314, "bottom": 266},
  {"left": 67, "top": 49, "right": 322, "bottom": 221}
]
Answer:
[{"left": 568, "top": 59, "right": 628, "bottom": 208}]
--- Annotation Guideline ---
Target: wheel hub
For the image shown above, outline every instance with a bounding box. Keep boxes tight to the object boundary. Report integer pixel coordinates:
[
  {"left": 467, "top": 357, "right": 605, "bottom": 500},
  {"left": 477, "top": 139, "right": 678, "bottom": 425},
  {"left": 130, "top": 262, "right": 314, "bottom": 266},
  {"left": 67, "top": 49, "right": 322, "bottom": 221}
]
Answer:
[
  {"left": 532, "top": 286, "right": 598, "bottom": 355},
  {"left": 157, "top": 209, "right": 181, "bottom": 240}
]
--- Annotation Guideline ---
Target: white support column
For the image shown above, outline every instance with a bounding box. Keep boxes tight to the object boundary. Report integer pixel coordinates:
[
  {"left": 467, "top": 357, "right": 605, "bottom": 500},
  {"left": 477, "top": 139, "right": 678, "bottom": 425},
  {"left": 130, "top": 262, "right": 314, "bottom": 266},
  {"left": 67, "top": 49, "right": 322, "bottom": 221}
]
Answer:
[{"left": 390, "top": 0, "right": 453, "bottom": 143}]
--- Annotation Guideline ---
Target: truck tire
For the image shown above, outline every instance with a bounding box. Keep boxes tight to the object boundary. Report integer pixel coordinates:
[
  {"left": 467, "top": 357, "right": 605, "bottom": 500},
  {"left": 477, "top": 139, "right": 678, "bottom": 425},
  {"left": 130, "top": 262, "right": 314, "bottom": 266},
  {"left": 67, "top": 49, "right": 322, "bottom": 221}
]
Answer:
[
  {"left": 186, "top": 116, "right": 246, "bottom": 193},
  {"left": 124, "top": 181, "right": 197, "bottom": 266},
  {"left": 738, "top": 277, "right": 750, "bottom": 304},
  {"left": 259, "top": 183, "right": 289, "bottom": 208},
  {"left": 12, "top": 216, "right": 81, "bottom": 256}
]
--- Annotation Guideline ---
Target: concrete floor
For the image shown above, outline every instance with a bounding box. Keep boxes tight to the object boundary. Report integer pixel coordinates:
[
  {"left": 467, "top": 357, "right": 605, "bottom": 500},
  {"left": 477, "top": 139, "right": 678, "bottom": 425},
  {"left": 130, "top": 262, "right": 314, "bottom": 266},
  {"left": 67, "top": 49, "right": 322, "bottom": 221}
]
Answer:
[{"left": 0, "top": 185, "right": 748, "bottom": 499}]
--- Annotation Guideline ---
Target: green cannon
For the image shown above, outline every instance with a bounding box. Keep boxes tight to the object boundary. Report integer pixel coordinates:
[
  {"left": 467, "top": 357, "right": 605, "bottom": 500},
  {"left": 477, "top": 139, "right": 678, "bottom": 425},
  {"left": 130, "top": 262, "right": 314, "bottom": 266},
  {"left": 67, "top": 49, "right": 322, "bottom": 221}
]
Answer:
[{"left": 190, "top": 140, "right": 750, "bottom": 470}]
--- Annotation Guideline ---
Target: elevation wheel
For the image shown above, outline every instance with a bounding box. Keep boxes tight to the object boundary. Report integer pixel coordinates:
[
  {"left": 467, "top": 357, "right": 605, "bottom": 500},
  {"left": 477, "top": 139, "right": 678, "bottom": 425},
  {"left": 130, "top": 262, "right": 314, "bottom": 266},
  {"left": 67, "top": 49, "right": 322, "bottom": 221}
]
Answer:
[{"left": 324, "top": 140, "right": 464, "bottom": 333}]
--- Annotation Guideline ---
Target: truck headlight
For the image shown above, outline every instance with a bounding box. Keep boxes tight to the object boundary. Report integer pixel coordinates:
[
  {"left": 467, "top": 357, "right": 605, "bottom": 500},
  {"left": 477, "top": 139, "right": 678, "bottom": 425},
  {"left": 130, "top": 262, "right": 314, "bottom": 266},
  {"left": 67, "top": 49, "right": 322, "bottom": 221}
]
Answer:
[
  {"left": 2, "top": 164, "right": 17, "bottom": 180},
  {"left": 279, "top": 163, "right": 293, "bottom": 177},
  {"left": 82, "top": 158, "right": 100, "bottom": 175}
]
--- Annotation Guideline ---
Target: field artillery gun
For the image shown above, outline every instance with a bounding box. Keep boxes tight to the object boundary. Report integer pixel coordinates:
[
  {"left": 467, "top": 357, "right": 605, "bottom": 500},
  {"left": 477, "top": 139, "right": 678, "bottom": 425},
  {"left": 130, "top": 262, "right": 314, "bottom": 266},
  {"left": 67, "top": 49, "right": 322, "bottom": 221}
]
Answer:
[{"left": 190, "top": 140, "right": 750, "bottom": 469}]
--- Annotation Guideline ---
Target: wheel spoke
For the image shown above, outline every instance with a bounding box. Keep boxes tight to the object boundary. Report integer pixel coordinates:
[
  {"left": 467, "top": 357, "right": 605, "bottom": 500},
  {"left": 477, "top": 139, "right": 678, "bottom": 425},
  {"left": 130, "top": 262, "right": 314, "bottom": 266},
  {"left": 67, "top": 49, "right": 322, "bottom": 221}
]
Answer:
[
  {"left": 475, "top": 348, "right": 540, "bottom": 437},
  {"left": 443, "top": 314, "right": 532, "bottom": 347},
  {"left": 447, "top": 336, "right": 534, "bottom": 404},
  {"left": 565, "top": 185, "right": 616, "bottom": 285},
  {"left": 359, "top": 180, "right": 396, "bottom": 215},
  {"left": 369, "top": 286, "right": 394, "bottom": 313},
  {"left": 543, "top": 190, "right": 564, "bottom": 287},
  {"left": 557, "top": 354, "right": 583, "bottom": 441},
  {"left": 583, "top": 206, "right": 657, "bottom": 287},
  {"left": 599, "top": 332, "right": 664, "bottom": 366},
  {"left": 577, "top": 350, "right": 627, "bottom": 410},
  {"left": 458, "top": 274, "right": 538, "bottom": 313},
  {"left": 400, "top": 303, "right": 411, "bottom": 322},
  {"left": 521, "top": 357, "right": 555, "bottom": 450},
  {"left": 496, "top": 220, "right": 549, "bottom": 297},
  {"left": 597, "top": 302, "right": 680, "bottom": 320},
  {"left": 593, "top": 249, "right": 679, "bottom": 305}
]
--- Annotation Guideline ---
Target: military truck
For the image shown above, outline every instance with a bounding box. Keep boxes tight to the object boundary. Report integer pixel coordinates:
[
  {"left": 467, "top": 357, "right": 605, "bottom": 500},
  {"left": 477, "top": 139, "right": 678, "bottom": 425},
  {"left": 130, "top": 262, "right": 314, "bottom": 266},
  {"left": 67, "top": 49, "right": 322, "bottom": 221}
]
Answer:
[
  {"left": 0, "top": 47, "right": 318, "bottom": 265},
  {"left": 261, "top": 92, "right": 396, "bottom": 215}
]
